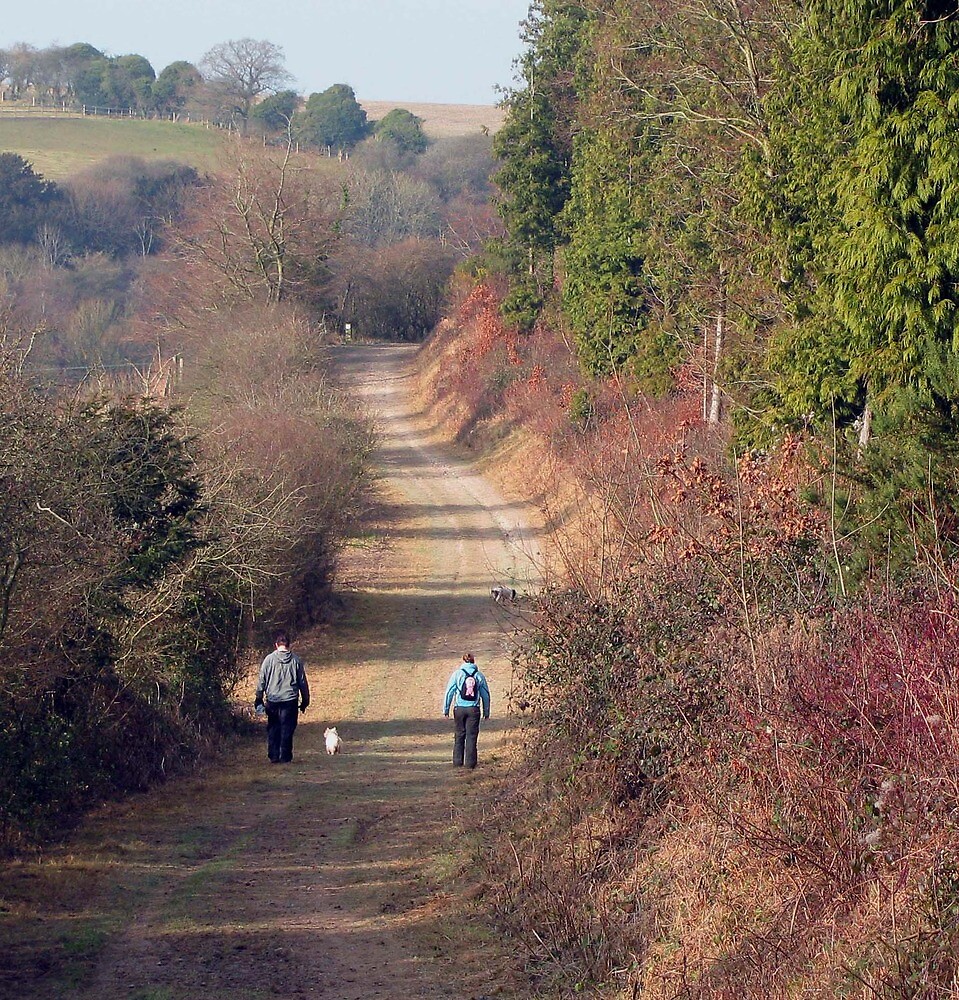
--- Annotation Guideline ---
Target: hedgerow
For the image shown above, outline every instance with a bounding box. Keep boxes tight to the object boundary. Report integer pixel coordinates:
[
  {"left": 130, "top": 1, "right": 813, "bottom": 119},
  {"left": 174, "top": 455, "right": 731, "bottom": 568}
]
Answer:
[{"left": 0, "top": 307, "right": 373, "bottom": 849}]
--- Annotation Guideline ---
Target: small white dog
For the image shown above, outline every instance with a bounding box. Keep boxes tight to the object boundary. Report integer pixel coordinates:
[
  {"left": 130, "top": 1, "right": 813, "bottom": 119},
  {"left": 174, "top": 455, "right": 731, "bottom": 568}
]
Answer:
[
  {"left": 324, "top": 727, "right": 342, "bottom": 755},
  {"left": 490, "top": 585, "right": 518, "bottom": 603}
]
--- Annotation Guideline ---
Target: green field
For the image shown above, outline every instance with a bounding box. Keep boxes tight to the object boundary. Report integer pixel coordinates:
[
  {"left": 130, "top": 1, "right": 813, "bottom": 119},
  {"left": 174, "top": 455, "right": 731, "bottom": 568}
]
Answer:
[
  {"left": 0, "top": 101, "right": 501, "bottom": 181},
  {"left": 0, "top": 115, "right": 226, "bottom": 179}
]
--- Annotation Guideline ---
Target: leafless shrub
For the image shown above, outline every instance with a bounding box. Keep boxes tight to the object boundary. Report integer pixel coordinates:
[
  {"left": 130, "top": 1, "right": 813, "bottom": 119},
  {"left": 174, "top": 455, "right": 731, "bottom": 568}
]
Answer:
[
  {"left": 172, "top": 141, "right": 343, "bottom": 306},
  {"left": 176, "top": 301, "right": 375, "bottom": 631}
]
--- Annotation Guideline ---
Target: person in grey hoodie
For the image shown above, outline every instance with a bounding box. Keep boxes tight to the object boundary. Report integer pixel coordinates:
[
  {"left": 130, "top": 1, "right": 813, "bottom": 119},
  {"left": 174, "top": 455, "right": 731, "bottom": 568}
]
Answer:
[{"left": 254, "top": 631, "right": 310, "bottom": 763}]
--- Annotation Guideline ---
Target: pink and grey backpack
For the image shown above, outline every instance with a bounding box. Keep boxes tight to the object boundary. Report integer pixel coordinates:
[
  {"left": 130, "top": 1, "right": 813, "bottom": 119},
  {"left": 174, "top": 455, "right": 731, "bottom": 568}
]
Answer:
[{"left": 459, "top": 666, "right": 480, "bottom": 701}]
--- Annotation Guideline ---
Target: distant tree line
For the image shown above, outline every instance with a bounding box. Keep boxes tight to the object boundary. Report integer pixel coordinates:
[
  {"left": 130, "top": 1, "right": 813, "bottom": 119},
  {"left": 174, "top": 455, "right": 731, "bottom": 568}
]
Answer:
[
  {"left": 0, "top": 40, "right": 200, "bottom": 116},
  {"left": 0, "top": 37, "right": 429, "bottom": 154},
  {"left": 0, "top": 29, "right": 497, "bottom": 351}
]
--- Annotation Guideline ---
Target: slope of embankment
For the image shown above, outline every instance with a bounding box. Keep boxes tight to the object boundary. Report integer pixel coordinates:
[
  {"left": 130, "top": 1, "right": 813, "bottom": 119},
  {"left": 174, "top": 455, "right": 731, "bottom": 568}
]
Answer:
[{"left": 412, "top": 281, "right": 959, "bottom": 999}]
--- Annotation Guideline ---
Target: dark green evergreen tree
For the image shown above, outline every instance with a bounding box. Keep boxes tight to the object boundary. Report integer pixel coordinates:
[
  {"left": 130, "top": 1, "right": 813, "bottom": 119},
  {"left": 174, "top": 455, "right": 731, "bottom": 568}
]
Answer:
[
  {"left": 491, "top": 1, "right": 592, "bottom": 331},
  {"left": 297, "top": 84, "right": 369, "bottom": 154},
  {"left": 114, "top": 54, "right": 155, "bottom": 109},
  {"left": 71, "top": 53, "right": 155, "bottom": 110},
  {"left": 374, "top": 108, "right": 429, "bottom": 155},
  {"left": 0, "top": 154, "right": 62, "bottom": 245},
  {"left": 153, "top": 61, "right": 202, "bottom": 117},
  {"left": 562, "top": 129, "right": 649, "bottom": 377},
  {"left": 750, "top": 0, "right": 959, "bottom": 562},
  {"left": 252, "top": 89, "right": 299, "bottom": 132},
  {"left": 493, "top": 84, "right": 568, "bottom": 275}
]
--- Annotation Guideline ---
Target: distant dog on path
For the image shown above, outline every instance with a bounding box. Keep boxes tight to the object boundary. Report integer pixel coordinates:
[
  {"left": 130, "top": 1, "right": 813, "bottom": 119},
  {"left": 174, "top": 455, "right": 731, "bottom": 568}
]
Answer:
[
  {"left": 324, "top": 727, "right": 342, "bottom": 755},
  {"left": 490, "top": 585, "right": 517, "bottom": 604}
]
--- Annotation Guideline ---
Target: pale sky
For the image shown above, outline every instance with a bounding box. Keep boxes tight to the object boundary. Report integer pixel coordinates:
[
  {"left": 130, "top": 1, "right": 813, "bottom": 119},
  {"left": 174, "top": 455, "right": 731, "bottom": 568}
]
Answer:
[{"left": 2, "top": 0, "right": 531, "bottom": 105}]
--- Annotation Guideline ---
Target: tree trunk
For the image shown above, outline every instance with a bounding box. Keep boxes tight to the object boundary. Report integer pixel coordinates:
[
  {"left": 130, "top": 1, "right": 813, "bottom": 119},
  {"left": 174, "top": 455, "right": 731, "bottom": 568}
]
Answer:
[
  {"left": 857, "top": 400, "right": 872, "bottom": 458},
  {"left": 702, "top": 322, "right": 710, "bottom": 421},
  {"left": 708, "top": 279, "right": 726, "bottom": 427}
]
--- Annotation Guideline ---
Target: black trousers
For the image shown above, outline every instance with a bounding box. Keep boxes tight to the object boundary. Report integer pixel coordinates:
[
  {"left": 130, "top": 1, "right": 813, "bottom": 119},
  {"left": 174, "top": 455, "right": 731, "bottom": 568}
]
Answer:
[
  {"left": 453, "top": 705, "right": 481, "bottom": 769},
  {"left": 266, "top": 699, "right": 299, "bottom": 762}
]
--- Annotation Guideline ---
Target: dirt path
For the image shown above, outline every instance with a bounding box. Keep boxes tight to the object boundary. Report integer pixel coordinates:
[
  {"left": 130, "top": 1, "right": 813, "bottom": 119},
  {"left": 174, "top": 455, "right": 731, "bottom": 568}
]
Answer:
[{"left": 4, "top": 344, "right": 539, "bottom": 1000}]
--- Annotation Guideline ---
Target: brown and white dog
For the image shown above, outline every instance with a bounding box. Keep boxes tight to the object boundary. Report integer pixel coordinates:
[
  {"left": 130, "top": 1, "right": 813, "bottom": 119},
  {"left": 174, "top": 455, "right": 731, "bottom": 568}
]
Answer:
[{"left": 324, "top": 727, "right": 342, "bottom": 755}]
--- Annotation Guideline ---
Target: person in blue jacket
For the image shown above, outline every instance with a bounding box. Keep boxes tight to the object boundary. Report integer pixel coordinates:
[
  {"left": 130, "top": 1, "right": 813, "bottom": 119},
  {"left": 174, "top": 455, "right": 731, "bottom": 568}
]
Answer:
[
  {"left": 443, "top": 653, "right": 490, "bottom": 769},
  {"left": 254, "top": 631, "right": 310, "bottom": 764}
]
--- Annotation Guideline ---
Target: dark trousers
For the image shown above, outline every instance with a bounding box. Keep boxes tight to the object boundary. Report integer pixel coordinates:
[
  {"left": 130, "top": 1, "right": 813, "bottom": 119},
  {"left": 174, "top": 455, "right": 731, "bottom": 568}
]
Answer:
[
  {"left": 453, "top": 705, "right": 481, "bottom": 769},
  {"left": 266, "top": 699, "right": 299, "bottom": 762}
]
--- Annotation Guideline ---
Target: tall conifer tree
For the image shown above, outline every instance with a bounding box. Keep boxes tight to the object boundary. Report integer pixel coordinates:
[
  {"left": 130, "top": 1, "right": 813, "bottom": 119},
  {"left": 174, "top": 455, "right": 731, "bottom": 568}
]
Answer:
[{"left": 754, "top": 0, "right": 959, "bottom": 559}]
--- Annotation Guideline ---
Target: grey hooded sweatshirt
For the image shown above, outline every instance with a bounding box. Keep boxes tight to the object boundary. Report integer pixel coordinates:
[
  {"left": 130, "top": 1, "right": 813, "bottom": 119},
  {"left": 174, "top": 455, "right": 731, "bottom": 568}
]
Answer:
[{"left": 255, "top": 647, "right": 310, "bottom": 708}]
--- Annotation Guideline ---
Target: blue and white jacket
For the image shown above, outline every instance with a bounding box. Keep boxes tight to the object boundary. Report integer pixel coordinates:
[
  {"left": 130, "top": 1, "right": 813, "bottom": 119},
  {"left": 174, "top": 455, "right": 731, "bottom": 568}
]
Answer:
[{"left": 443, "top": 662, "right": 490, "bottom": 717}]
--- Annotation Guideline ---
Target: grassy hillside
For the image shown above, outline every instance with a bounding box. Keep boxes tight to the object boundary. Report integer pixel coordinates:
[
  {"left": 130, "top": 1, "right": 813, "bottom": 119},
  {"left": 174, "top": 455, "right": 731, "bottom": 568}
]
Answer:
[
  {"left": 0, "top": 102, "right": 501, "bottom": 180},
  {"left": 359, "top": 100, "right": 504, "bottom": 138},
  {"left": 0, "top": 115, "right": 225, "bottom": 179}
]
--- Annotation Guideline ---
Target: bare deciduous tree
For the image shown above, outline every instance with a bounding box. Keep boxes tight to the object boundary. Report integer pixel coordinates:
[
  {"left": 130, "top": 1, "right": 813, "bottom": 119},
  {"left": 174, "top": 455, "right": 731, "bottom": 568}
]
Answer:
[
  {"left": 6, "top": 43, "right": 39, "bottom": 97},
  {"left": 345, "top": 169, "right": 441, "bottom": 248},
  {"left": 610, "top": 0, "right": 798, "bottom": 155},
  {"left": 200, "top": 38, "right": 291, "bottom": 132},
  {"left": 173, "top": 140, "right": 342, "bottom": 306}
]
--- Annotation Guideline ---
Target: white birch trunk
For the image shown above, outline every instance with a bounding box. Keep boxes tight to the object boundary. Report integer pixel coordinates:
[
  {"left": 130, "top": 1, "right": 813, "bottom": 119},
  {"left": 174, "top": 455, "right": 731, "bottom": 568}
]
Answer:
[
  {"left": 708, "top": 283, "right": 725, "bottom": 427},
  {"left": 857, "top": 400, "right": 872, "bottom": 458}
]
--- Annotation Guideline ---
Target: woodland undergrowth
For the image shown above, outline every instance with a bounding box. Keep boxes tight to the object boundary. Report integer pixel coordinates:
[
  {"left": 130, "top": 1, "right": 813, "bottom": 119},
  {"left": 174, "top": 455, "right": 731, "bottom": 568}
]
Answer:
[{"left": 420, "top": 280, "right": 959, "bottom": 999}]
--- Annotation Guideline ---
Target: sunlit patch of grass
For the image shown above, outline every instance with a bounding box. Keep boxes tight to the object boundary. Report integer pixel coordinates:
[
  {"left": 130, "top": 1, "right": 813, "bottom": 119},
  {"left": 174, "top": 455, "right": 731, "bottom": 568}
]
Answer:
[
  {"left": 345, "top": 530, "right": 383, "bottom": 550},
  {"left": 59, "top": 921, "right": 111, "bottom": 988},
  {"left": 428, "top": 850, "right": 459, "bottom": 882},
  {"left": 431, "top": 822, "right": 484, "bottom": 884},
  {"left": 0, "top": 115, "right": 225, "bottom": 178},
  {"left": 349, "top": 694, "right": 369, "bottom": 718},
  {"left": 177, "top": 854, "right": 236, "bottom": 895}
]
